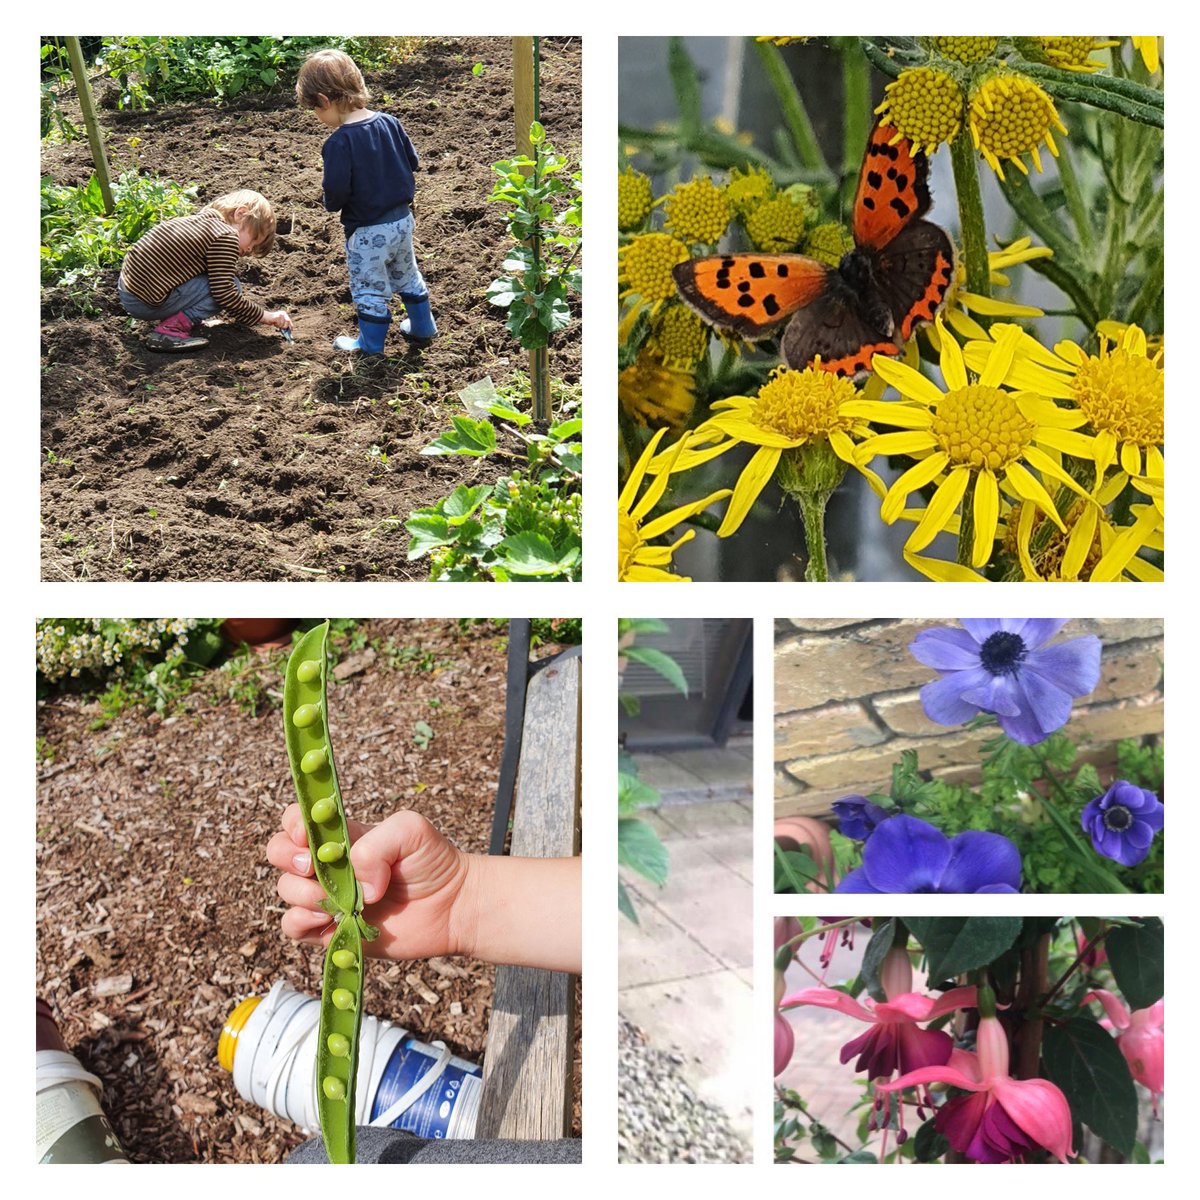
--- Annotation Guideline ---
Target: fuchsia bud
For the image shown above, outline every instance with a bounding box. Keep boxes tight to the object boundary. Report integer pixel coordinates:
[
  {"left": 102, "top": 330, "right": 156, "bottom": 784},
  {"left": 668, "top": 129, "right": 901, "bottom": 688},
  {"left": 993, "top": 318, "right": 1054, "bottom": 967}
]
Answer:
[
  {"left": 774, "top": 1011, "right": 795, "bottom": 1077},
  {"left": 879, "top": 946, "right": 913, "bottom": 1000},
  {"left": 1087, "top": 990, "right": 1164, "bottom": 1114}
]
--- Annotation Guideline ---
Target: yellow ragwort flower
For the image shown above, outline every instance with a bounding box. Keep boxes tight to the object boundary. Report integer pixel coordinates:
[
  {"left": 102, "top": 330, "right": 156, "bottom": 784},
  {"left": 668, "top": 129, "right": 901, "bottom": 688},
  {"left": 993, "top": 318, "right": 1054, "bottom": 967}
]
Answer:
[
  {"left": 618, "top": 233, "right": 690, "bottom": 316},
  {"left": 1036, "top": 37, "right": 1119, "bottom": 73},
  {"left": 804, "top": 222, "right": 856, "bottom": 268},
  {"left": 745, "top": 193, "right": 810, "bottom": 253},
  {"left": 926, "top": 37, "right": 1000, "bottom": 64},
  {"left": 663, "top": 175, "right": 732, "bottom": 246},
  {"left": 724, "top": 165, "right": 775, "bottom": 221},
  {"left": 756, "top": 37, "right": 807, "bottom": 46},
  {"left": 875, "top": 66, "right": 965, "bottom": 156},
  {"left": 937, "top": 238, "right": 1052, "bottom": 343},
  {"left": 619, "top": 351, "right": 697, "bottom": 431},
  {"left": 968, "top": 73, "right": 1067, "bottom": 179},
  {"left": 648, "top": 305, "right": 708, "bottom": 372},
  {"left": 618, "top": 427, "right": 731, "bottom": 582},
  {"left": 850, "top": 320, "right": 1099, "bottom": 568},
  {"left": 653, "top": 363, "right": 883, "bottom": 537},
  {"left": 1131, "top": 37, "right": 1161, "bottom": 74},
  {"left": 963, "top": 322, "right": 1163, "bottom": 482},
  {"left": 618, "top": 167, "right": 655, "bottom": 232}
]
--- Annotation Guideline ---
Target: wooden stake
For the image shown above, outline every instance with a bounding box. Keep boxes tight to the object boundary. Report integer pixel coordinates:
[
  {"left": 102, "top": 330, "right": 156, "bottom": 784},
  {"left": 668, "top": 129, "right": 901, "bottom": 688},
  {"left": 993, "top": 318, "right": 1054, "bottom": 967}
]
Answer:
[
  {"left": 64, "top": 37, "right": 114, "bottom": 214},
  {"left": 512, "top": 38, "right": 551, "bottom": 425}
]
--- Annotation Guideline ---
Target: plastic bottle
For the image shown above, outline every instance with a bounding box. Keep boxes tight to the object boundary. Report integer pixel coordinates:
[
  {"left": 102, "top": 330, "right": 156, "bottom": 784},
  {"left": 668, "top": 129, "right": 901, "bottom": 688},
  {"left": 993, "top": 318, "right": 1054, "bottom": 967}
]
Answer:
[
  {"left": 36, "top": 998, "right": 128, "bottom": 1163},
  {"left": 218, "top": 980, "right": 482, "bottom": 1140}
]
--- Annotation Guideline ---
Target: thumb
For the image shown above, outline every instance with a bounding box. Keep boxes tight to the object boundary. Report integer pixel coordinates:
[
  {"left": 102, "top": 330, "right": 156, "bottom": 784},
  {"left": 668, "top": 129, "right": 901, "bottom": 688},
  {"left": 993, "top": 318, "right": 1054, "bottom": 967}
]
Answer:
[{"left": 348, "top": 810, "right": 431, "bottom": 904}]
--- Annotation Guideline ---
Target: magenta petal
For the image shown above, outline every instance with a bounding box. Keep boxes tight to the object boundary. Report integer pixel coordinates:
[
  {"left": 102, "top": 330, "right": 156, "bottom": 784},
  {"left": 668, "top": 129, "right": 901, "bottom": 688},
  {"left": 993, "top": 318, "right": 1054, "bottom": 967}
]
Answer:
[
  {"left": 877, "top": 1061, "right": 985, "bottom": 1094},
  {"left": 893, "top": 1022, "right": 953, "bottom": 1072},
  {"left": 992, "top": 1076, "right": 1075, "bottom": 1162},
  {"left": 780, "top": 987, "right": 873, "bottom": 1022},
  {"left": 1086, "top": 988, "right": 1131, "bottom": 1030},
  {"left": 926, "top": 985, "right": 979, "bottom": 1020},
  {"left": 936, "top": 1091, "right": 991, "bottom": 1156}
]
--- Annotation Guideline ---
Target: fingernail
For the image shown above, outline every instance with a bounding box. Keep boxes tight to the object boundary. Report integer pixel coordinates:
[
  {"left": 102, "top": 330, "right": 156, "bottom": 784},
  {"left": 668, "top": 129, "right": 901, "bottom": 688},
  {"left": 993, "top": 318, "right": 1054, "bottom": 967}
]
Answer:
[
  {"left": 361, "top": 881, "right": 378, "bottom": 903},
  {"left": 292, "top": 852, "right": 311, "bottom": 874}
]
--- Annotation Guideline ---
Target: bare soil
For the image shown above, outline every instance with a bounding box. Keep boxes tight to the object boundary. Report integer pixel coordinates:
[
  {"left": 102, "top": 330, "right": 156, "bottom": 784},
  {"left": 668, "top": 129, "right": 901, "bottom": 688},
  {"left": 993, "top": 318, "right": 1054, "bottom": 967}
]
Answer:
[
  {"left": 36, "top": 619, "right": 581, "bottom": 1162},
  {"left": 40, "top": 37, "right": 581, "bottom": 581}
]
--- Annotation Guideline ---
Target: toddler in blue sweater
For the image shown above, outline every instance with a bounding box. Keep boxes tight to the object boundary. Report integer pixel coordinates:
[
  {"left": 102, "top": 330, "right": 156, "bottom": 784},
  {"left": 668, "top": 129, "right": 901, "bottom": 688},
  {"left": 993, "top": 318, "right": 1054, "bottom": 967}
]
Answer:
[{"left": 297, "top": 49, "right": 436, "bottom": 354}]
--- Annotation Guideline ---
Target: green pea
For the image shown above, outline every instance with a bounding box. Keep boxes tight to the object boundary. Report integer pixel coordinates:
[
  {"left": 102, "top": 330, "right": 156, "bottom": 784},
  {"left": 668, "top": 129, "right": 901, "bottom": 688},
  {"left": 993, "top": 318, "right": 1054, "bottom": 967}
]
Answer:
[
  {"left": 297, "top": 659, "right": 321, "bottom": 683},
  {"left": 300, "top": 747, "right": 327, "bottom": 774},
  {"left": 292, "top": 703, "right": 321, "bottom": 728},
  {"left": 327, "top": 1033, "right": 350, "bottom": 1058},
  {"left": 316, "top": 841, "right": 345, "bottom": 863},
  {"left": 310, "top": 796, "right": 337, "bottom": 823},
  {"left": 322, "top": 1076, "right": 346, "bottom": 1101},
  {"left": 331, "top": 988, "right": 355, "bottom": 1011},
  {"left": 331, "top": 949, "right": 357, "bottom": 970}
]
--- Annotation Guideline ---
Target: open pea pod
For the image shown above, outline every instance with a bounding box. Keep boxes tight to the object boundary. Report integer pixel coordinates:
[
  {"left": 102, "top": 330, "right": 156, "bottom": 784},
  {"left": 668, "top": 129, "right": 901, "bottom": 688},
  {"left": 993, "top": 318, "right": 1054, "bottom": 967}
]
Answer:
[
  {"left": 316, "top": 917, "right": 365, "bottom": 1164},
  {"left": 283, "top": 621, "right": 377, "bottom": 1163}
]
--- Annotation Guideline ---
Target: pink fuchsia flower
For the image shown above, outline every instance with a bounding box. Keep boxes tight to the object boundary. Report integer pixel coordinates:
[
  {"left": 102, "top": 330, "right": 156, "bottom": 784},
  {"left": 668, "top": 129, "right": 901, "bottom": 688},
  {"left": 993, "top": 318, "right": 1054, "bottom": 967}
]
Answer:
[
  {"left": 775, "top": 1011, "right": 795, "bottom": 1077},
  {"left": 878, "top": 1015, "right": 1075, "bottom": 1163},
  {"left": 1087, "top": 989, "right": 1164, "bottom": 1114},
  {"left": 1075, "top": 927, "right": 1107, "bottom": 971},
  {"left": 782, "top": 947, "right": 976, "bottom": 1079}
]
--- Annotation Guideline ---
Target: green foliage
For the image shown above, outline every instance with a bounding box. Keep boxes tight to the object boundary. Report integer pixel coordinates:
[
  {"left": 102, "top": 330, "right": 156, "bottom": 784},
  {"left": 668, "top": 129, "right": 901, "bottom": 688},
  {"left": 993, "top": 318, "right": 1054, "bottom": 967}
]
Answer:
[
  {"left": 404, "top": 378, "right": 582, "bottom": 581},
  {"left": 41, "top": 170, "right": 197, "bottom": 288},
  {"left": 89, "top": 36, "right": 416, "bottom": 109},
  {"left": 40, "top": 40, "right": 79, "bottom": 141},
  {"left": 1105, "top": 917, "right": 1164, "bottom": 1010},
  {"left": 486, "top": 123, "right": 582, "bottom": 350},
  {"left": 905, "top": 917, "right": 1023, "bottom": 981},
  {"left": 775, "top": 1088, "right": 843, "bottom": 1163}
]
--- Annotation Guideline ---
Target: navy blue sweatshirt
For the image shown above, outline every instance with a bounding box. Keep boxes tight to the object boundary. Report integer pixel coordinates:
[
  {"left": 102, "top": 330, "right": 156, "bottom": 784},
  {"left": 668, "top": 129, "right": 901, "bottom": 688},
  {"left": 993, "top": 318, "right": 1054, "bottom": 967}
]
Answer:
[{"left": 321, "top": 112, "right": 420, "bottom": 236}]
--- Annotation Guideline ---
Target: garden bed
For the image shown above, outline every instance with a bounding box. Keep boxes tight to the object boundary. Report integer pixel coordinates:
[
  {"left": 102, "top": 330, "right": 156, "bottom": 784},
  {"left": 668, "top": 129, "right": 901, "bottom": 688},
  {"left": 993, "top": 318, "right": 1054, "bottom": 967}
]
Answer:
[
  {"left": 35, "top": 619, "right": 582, "bottom": 1162},
  {"left": 40, "top": 37, "right": 581, "bottom": 581}
]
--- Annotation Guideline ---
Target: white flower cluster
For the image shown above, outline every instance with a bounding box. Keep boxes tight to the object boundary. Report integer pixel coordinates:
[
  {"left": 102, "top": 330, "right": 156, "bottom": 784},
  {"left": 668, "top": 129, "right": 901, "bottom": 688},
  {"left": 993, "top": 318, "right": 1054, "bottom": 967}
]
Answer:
[{"left": 35, "top": 618, "right": 202, "bottom": 683}]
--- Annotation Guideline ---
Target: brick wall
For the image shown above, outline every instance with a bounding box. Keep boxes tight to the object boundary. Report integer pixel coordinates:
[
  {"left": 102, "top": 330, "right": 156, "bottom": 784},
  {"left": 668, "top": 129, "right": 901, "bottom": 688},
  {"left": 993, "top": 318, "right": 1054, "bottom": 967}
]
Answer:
[{"left": 775, "top": 618, "right": 1163, "bottom": 818}]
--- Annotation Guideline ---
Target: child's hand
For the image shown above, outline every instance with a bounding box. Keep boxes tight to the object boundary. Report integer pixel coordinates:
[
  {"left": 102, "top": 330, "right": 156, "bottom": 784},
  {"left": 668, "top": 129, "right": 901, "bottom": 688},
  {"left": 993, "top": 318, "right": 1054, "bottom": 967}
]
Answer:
[
  {"left": 262, "top": 309, "right": 293, "bottom": 331},
  {"left": 268, "top": 806, "right": 471, "bottom": 962}
]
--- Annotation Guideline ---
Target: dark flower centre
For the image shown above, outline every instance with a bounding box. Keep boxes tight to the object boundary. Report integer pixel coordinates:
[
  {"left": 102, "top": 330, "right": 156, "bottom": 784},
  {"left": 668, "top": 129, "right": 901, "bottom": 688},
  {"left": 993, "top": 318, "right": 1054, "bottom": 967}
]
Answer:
[
  {"left": 1103, "top": 804, "right": 1133, "bottom": 831},
  {"left": 979, "top": 631, "right": 1028, "bottom": 675}
]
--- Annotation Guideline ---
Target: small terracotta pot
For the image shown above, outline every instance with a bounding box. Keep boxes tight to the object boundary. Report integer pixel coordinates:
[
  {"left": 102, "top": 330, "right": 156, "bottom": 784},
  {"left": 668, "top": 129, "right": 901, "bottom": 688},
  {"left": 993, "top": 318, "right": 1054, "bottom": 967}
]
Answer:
[
  {"left": 774, "top": 816, "right": 836, "bottom": 892},
  {"left": 222, "top": 618, "right": 295, "bottom": 649}
]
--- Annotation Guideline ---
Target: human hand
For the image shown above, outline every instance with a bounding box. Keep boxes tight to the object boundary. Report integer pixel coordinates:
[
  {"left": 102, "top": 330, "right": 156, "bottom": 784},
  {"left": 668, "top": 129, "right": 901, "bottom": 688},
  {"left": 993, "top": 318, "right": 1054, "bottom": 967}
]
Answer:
[
  {"left": 268, "top": 806, "right": 471, "bottom": 962},
  {"left": 263, "top": 309, "right": 293, "bottom": 330}
]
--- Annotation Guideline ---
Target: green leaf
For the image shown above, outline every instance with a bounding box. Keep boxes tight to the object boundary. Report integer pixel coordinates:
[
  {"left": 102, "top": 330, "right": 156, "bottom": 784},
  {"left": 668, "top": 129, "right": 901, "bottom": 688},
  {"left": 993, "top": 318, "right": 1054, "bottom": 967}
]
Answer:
[
  {"left": 422, "top": 415, "right": 496, "bottom": 457},
  {"left": 912, "top": 1116, "right": 949, "bottom": 1162},
  {"left": 457, "top": 376, "right": 499, "bottom": 416},
  {"left": 773, "top": 846, "right": 820, "bottom": 893},
  {"left": 618, "top": 770, "right": 660, "bottom": 814},
  {"left": 485, "top": 276, "right": 520, "bottom": 307},
  {"left": 622, "top": 645, "right": 688, "bottom": 695},
  {"left": 405, "top": 514, "right": 452, "bottom": 558},
  {"left": 442, "top": 484, "right": 489, "bottom": 523},
  {"left": 618, "top": 879, "right": 638, "bottom": 923},
  {"left": 496, "top": 531, "right": 580, "bottom": 577},
  {"left": 860, "top": 918, "right": 898, "bottom": 1003},
  {"left": 618, "top": 817, "right": 668, "bottom": 886},
  {"left": 837, "top": 1150, "right": 877, "bottom": 1164},
  {"left": 905, "top": 917, "right": 1023, "bottom": 981},
  {"left": 1105, "top": 918, "right": 1164, "bottom": 1010},
  {"left": 1042, "top": 1017, "right": 1138, "bottom": 1156}
]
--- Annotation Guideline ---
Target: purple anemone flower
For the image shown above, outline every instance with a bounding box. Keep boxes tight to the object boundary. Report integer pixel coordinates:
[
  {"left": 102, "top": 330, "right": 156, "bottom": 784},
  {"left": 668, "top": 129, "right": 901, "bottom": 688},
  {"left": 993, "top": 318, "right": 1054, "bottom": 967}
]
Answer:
[
  {"left": 834, "top": 814, "right": 1022, "bottom": 894},
  {"left": 831, "top": 795, "right": 890, "bottom": 840},
  {"left": 1081, "top": 780, "right": 1164, "bottom": 866},
  {"left": 910, "top": 619, "right": 1101, "bottom": 745}
]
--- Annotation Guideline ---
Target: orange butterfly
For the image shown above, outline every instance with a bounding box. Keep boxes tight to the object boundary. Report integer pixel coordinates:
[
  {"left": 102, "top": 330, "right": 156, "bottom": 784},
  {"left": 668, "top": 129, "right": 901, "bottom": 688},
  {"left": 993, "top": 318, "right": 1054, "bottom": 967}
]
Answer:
[{"left": 672, "top": 120, "right": 955, "bottom": 380}]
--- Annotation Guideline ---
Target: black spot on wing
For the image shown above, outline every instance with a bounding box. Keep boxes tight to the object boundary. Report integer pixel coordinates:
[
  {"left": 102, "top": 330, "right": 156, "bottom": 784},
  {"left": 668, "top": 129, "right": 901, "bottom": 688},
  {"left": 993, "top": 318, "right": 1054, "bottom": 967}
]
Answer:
[
  {"left": 862, "top": 196, "right": 875, "bottom": 210},
  {"left": 763, "top": 294, "right": 780, "bottom": 317},
  {"left": 748, "top": 261, "right": 766, "bottom": 279},
  {"left": 737, "top": 281, "right": 751, "bottom": 293},
  {"left": 736, "top": 295, "right": 755, "bottom": 309},
  {"left": 890, "top": 197, "right": 912, "bottom": 219},
  {"left": 777, "top": 264, "right": 790, "bottom": 278},
  {"left": 867, "top": 170, "right": 883, "bottom": 190}
]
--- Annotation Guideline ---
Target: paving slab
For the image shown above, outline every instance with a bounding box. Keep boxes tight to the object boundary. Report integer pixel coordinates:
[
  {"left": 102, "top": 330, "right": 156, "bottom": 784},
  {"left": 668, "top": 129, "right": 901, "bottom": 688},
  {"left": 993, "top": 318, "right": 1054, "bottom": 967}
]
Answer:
[{"left": 619, "top": 883, "right": 726, "bottom": 988}]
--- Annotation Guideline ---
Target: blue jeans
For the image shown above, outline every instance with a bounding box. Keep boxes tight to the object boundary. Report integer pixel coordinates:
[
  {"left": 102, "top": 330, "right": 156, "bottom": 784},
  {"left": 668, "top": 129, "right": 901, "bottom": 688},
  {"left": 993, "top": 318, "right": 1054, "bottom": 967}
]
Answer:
[
  {"left": 117, "top": 274, "right": 239, "bottom": 324},
  {"left": 345, "top": 213, "right": 428, "bottom": 320}
]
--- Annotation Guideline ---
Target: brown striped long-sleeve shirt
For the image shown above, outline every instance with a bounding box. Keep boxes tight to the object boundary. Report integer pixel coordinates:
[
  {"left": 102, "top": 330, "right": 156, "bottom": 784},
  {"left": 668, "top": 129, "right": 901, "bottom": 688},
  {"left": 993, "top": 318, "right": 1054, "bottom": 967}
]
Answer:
[{"left": 119, "top": 211, "right": 264, "bottom": 325}]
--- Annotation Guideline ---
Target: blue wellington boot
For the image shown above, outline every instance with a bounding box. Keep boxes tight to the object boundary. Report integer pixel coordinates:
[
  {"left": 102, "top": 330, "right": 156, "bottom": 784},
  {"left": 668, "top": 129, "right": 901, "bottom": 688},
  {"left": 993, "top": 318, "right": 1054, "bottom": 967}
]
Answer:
[
  {"left": 334, "top": 311, "right": 390, "bottom": 354},
  {"left": 398, "top": 293, "right": 437, "bottom": 341}
]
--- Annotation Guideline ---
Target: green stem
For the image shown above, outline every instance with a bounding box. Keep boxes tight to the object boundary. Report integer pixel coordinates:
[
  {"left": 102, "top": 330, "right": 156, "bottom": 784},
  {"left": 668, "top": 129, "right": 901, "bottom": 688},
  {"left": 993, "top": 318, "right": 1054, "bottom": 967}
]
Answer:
[
  {"left": 1052, "top": 138, "right": 1092, "bottom": 255},
  {"left": 797, "top": 491, "right": 830, "bottom": 582},
  {"left": 949, "top": 133, "right": 990, "bottom": 302},
  {"left": 754, "top": 40, "right": 828, "bottom": 174},
  {"left": 839, "top": 40, "right": 871, "bottom": 209},
  {"left": 957, "top": 472, "right": 977, "bottom": 567}
]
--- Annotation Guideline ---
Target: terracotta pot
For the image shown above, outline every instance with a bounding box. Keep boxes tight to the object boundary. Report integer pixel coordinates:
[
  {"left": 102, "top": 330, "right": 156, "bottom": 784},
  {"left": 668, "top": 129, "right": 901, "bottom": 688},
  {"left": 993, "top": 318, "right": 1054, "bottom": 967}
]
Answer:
[
  {"left": 222, "top": 618, "right": 295, "bottom": 648},
  {"left": 774, "top": 816, "right": 836, "bottom": 892}
]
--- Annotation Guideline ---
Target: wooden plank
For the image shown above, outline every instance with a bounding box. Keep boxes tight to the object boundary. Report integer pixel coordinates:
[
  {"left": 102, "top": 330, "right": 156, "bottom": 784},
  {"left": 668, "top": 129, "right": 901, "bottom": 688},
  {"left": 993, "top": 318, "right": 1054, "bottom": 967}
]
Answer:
[
  {"left": 477, "top": 655, "right": 580, "bottom": 1138},
  {"left": 65, "top": 38, "right": 114, "bottom": 213}
]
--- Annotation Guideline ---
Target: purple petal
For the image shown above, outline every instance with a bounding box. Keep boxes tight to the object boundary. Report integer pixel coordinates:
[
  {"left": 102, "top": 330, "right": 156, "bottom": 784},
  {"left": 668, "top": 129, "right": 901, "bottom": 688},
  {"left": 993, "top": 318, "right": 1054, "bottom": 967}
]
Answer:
[
  {"left": 1125, "top": 822, "right": 1154, "bottom": 849},
  {"left": 938, "top": 831, "right": 1023, "bottom": 893},
  {"left": 920, "top": 669, "right": 993, "bottom": 725},
  {"left": 976, "top": 883, "right": 1020, "bottom": 893},
  {"left": 958, "top": 618, "right": 1006, "bottom": 641},
  {"left": 1000, "top": 669, "right": 1073, "bottom": 742},
  {"left": 909, "top": 627, "right": 984, "bottom": 670},
  {"left": 959, "top": 671, "right": 1024, "bottom": 718},
  {"left": 833, "top": 867, "right": 881, "bottom": 894},
  {"left": 859, "top": 815, "right": 952, "bottom": 892},
  {"left": 1011, "top": 619, "right": 1070, "bottom": 650},
  {"left": 1024, "top": 636, "right": 1101, "bottom": 698}
]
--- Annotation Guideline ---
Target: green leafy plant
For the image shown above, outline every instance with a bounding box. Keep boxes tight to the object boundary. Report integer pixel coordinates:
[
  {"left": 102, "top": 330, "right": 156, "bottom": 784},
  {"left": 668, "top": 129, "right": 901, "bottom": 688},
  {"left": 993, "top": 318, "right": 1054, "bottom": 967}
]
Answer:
[
  {"left": 403, "top": 376, "right": 582, "bottom": 581},
  {"left": 41, "top": 170, "right": 197, "bottom": 289},
  {"left": 617, "top": 619, "right": 688, "bottom": 922},
  {"left": 486, "top": 122, "right": 582, "bottom": 350},
  {"left": 40, "top": 40, "right": 79, "bottom": 141}
]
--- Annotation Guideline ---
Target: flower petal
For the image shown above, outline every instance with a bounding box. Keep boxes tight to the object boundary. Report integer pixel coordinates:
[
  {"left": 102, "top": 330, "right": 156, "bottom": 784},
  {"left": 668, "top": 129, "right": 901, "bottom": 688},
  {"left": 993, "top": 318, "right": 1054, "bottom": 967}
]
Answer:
[
  {"left": 938, "top": 831, "right": 1023, "bottom": 893},
  {"left": 909, "top": 626, "right": 986, "bottom": 671},
  {"left": 858, "top": 815, "right": 952, "bottom": 893},
  {"left": 992, "top": 1076, "right": 1075, "bottom": 1162},
  {"left": 779, "top": 987, "right": 874, "bottom": 1022}
]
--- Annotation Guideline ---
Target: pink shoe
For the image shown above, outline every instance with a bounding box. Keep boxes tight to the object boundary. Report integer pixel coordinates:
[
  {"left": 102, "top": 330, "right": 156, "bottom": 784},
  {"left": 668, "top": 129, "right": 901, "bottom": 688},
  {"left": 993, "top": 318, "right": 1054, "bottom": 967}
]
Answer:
[
  {"left": 146, "top": 310, "right": 208, "bottom": 353},
  {"left": 154, "top": 311, "right": 195, "bottom": 339}
]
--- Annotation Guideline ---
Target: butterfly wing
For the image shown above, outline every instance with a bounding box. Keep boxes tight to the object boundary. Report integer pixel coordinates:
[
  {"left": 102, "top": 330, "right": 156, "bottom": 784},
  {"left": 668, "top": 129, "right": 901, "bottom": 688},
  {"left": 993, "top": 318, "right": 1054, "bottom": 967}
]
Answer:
[
  {"left": 672, "top": 254, "right": 828, "bottom": 339},
  {"left": 779, "top": 294, "right": 901, "bottom": 380},
  {"left": 873, "top": 219, "right": 956, "bottom": 341},
  {"left": 852, "top": 121, "right": 934, "bottom": 251}
]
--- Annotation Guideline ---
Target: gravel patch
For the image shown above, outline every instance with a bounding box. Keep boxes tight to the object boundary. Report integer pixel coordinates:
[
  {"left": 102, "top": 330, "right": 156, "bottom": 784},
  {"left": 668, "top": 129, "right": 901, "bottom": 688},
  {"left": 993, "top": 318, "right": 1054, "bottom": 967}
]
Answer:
[{"left": 617, "top": 1016, "right": 751, "bottom": 1163}]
